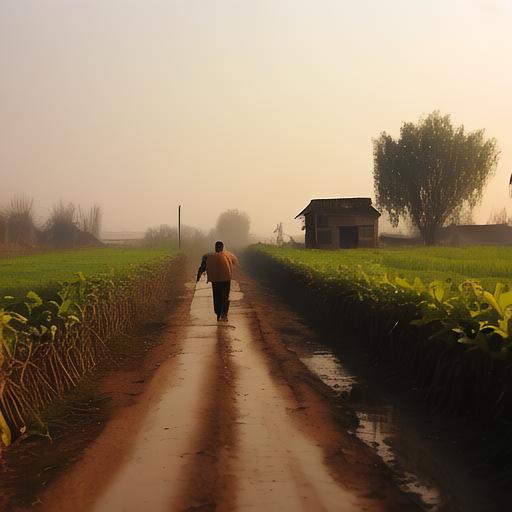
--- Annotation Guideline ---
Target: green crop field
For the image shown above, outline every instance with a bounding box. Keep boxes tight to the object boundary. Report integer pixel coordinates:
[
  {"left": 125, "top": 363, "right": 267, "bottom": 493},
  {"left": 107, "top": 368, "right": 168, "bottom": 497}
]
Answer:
[
  {"left": 247, "top": 244, "right": 512, "bottom": 423},
  {"left": 249, "top": 244, "right": 512, "bottom": 361},
  {"left": 0, "top": 246, "right": 183, "bottom": 445},
  {"left": 0, "top": 247, "right": 177, "bottom": 298},
  {"left": 256, "top": 245, "right": 512, "bottom": 289}
]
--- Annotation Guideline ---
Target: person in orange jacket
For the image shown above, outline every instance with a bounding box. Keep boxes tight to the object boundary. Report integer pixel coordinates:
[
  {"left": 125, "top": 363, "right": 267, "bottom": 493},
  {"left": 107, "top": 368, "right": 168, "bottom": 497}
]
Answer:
[{"left": 196, "top": 240, "right": 238, "bottom": 322}]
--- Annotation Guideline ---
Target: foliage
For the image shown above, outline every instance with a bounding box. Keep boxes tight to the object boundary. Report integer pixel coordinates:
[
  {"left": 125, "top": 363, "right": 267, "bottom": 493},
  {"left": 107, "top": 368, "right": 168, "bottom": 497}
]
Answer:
[
  {"left": 48, "top": 201, "right": 76, "bottom": 227},
  {"left": 409, "top": 279, "right": 512, "bottom": 356},
  {"left": 216, "top": 209, "right": 250, "bottom": 248},
  {"left": 145, "top": 224, "right": 178, "bottom": 245},
  {"left": 0, "top": 249, "right": 182, "bottom": 446},
  {"left": 247, "top": 245, "right": 512, "bottom": 421},
  {"left": 46, "top": 201, "right": 78, "bottom": 246},
  {"left": 373, "top": 111, "right": 499, "bottom": 244},
  {"left": 5, "top": 196, "right": 36, "bottom": 245},
  {"left": 0, "top": 197, "right": 102, "bottom": 249},
  {"left": 45, "top": 201, "right": 102, "bottom": 246},
  {"left": 144, "top": 224, "right": 211, "bottom": 253}
]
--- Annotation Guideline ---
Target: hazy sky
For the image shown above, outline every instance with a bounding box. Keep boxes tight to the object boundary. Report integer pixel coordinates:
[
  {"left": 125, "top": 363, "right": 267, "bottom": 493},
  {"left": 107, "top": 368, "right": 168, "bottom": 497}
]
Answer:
[{"left": 1, "top": 0, "right": 511, "bottom": 237}]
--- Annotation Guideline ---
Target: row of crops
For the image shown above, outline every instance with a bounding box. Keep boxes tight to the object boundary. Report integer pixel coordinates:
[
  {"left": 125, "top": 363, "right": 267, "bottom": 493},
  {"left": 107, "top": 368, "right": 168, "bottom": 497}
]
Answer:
[
  {"left": 246, "top": 245, "right": 512, "bottom": 422},
  {"left": 0, "top": 248, "right": 184, "bottom": 446}
]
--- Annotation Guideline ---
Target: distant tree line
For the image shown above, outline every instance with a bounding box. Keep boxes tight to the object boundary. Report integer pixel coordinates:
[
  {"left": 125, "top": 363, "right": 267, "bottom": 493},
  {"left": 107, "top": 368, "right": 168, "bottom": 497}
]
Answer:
[
  {"left": 487, "top": 207, "right": 511, "bottom": 226},
  {"left": 0, "top": 195, "right": 102, "bottom": 248},
  {"left": 144, "top": 209, "right": 250, "bottom": 251}
]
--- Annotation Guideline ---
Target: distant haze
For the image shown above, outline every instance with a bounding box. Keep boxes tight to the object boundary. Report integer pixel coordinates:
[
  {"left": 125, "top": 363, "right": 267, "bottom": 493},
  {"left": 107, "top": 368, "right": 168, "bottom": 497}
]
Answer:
[{"left": 1, "top": 0, "right": 511, "bottom": 238}]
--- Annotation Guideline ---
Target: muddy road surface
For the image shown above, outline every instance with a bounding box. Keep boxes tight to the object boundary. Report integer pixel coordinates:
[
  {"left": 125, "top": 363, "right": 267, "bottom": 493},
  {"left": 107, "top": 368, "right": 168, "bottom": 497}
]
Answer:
[{"left": 31, "top": 275, "right": 495, "bottom": 511}]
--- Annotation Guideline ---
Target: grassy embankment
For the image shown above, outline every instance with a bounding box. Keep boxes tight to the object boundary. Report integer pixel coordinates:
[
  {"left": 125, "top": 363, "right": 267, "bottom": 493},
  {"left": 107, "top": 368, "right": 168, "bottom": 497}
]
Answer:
[
  {"left": 0, "top": 247, "right": 184, "bottom": 446},
  {"left": 247, "top": 245, "right": 512, "bottom": 422}
]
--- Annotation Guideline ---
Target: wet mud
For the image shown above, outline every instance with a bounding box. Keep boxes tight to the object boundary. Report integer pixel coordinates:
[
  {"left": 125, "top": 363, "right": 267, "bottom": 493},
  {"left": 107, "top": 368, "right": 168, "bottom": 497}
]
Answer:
[{"left": 238, "top": 272, "right": 503, "bottom": 512}]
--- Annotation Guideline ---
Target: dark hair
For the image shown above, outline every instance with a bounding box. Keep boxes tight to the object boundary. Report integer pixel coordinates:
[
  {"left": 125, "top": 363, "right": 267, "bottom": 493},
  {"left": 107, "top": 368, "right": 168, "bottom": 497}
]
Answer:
[{"left": 215, "top": 240, "right": 224, "bottom": 252}]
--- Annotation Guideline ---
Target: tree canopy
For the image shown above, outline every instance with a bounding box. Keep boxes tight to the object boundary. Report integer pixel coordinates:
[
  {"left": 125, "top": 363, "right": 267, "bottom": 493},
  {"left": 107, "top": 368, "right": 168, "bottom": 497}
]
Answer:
[
  {"left": 373, "top": 111, "right": 499, "bottom": 244},
  {"left": 216, "top": 209, "right": 250, "bottom": 248}
]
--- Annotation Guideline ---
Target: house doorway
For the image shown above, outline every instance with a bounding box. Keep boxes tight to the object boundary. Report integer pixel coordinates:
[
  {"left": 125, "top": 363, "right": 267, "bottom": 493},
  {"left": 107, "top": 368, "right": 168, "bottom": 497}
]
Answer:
[{"left": 339, "top": 226, "right": 358, "bottom": 248}]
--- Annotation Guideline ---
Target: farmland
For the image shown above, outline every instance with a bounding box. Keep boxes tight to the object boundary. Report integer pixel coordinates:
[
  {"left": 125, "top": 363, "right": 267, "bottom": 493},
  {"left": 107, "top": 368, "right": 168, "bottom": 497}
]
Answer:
[
  {"left": 246, "top": 244, "right": 512, "bottom": 422},
  {"left": 251, "top": 245, "right": 512, "bottom": 289},
  {"left": 0, "top": 247, "right": 183, "bottom": 446},
  {"left": 2, "top": 245, "right": 509, "bottom": 510},
  {"left": 0, "top": 247, "right": 175, "bottom": 299},
  {"left": 2, "top": 243, "right": 511, "bottom": 509}
]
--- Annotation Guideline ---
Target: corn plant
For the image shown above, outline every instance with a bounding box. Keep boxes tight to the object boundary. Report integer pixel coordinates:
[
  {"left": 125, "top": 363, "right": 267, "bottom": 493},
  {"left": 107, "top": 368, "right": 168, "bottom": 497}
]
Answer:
[
  {"left": 247, "top": 245, "right": 512, "bottom": 421},
  {"left": 0, "top": 255, "right": 184, "bottom": 446}
]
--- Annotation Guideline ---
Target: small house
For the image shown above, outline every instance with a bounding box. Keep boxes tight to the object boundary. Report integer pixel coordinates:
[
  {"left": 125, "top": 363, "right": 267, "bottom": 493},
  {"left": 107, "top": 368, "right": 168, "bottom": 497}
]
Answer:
[{"left": 295, "top": 197, "right": 380, "bottom": 249}]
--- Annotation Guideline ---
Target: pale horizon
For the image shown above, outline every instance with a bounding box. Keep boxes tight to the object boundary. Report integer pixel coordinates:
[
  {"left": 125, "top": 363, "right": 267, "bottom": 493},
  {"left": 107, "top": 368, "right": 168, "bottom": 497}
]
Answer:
[{"left": 1, "top": 0, "right": 511, "bottom": 238}]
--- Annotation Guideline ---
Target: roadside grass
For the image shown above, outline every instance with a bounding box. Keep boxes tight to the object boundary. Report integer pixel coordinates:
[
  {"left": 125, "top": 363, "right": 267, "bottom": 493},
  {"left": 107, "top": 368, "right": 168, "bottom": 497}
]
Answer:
[{"left": 0, "top": 247, "right": 176, "bottom": 298}]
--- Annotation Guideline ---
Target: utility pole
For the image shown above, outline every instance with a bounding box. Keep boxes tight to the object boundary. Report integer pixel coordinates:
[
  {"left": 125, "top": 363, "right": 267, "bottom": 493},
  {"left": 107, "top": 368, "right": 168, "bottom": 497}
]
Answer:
[{"left": 178, "top": 205, "right": 181, "bottom": 249}]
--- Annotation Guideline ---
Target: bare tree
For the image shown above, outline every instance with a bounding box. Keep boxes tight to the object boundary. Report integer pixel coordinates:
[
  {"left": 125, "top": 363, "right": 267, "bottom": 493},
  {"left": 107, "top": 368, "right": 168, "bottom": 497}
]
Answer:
[
  {"left": 6, "top": 195, "right": 36, "bottom": 245},
  {"left": 0, "top": 209, "right": 6, "bottom": 244},
  {"left": 79, "top": 205, "right": 102, "bottom": 238},
  {"left": 487, "top": 207, "right": 508, "bottom": 225}
]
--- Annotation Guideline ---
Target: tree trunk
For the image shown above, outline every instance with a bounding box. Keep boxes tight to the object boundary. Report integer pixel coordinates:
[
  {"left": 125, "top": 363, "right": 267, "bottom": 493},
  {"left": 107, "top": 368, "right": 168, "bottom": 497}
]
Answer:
[{"left": 423, "top": 226, "right": 437, "bottom": 245}]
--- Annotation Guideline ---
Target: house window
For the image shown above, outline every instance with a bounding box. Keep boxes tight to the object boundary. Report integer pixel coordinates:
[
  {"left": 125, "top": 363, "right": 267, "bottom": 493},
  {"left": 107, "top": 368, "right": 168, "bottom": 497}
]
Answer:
[
  {"left": 359, "top": 225, "right": 374, "bottom": 238},
  {"left": 317, "top": 229, "right": 332, "bottom": 244},
  {"left": 316, "top": 214, "right": 328, "bottom": 228}
]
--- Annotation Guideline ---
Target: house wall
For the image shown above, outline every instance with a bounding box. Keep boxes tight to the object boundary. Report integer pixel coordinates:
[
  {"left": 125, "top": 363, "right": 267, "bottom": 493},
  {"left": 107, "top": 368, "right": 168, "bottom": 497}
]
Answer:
[
  {"left": 304, "top": 213, "right": 317, "bottom": 248},
  {"left": 309, "top": 212, "right": 378, "bottom": 249}
]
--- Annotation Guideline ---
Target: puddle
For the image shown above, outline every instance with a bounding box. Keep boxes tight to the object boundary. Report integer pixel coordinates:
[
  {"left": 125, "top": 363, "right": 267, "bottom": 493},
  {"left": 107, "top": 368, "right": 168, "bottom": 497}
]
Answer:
[{"left": 297, "top": 342, "right": 442, "bottom": 511}]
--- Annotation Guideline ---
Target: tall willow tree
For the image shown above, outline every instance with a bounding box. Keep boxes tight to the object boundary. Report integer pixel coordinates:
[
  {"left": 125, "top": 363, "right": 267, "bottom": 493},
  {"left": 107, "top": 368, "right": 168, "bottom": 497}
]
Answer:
[{"left": 373, "top": 112, "right": 499, "bottom": 244}]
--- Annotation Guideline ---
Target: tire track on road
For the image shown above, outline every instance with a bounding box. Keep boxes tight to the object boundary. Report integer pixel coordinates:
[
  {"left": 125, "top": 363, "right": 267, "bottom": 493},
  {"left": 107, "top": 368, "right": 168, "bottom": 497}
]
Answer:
[
  {"left": 171, "top": 309, "right": 238, "bottom": 511},
  {"left": 89, "top": 282, "right": 223, "bottom": 512}
]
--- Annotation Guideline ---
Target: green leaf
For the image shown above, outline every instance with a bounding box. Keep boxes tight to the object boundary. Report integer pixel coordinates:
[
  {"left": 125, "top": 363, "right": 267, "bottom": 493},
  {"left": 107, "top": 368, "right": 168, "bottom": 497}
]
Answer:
[{"left": 26, "top": 291, "right": 43, "bottom": 308}]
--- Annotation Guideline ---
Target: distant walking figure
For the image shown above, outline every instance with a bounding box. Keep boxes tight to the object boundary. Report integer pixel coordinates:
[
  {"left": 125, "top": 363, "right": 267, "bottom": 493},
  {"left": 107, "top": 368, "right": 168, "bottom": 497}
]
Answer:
[{"left": 196, "top": 241, "right": 238, "bottom": 322}]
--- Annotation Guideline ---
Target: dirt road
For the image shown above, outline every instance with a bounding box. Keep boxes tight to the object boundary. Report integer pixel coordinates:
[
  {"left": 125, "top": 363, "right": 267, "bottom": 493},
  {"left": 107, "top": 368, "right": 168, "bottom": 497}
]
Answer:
[{"left": 35, "top": 278, "right": 421, "bottom": 512}]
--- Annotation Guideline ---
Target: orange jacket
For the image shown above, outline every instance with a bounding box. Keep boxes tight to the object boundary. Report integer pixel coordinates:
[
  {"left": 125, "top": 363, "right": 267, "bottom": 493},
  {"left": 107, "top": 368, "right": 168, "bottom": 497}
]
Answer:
[{"left": 204, "top": 250, "right": 238, "bottom": 282}]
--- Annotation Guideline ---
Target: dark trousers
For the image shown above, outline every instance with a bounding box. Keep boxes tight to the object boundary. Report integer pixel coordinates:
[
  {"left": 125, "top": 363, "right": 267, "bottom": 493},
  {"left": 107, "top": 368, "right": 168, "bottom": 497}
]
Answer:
[{"left": 212, "top": 281, "right": 231, "bottom": 317}]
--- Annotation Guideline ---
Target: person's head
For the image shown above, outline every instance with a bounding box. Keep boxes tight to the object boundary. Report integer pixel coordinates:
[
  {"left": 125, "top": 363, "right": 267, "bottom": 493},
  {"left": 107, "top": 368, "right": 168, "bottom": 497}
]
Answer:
[{"left": 215, "top": 240, "right": 224, "bottom": 253}]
